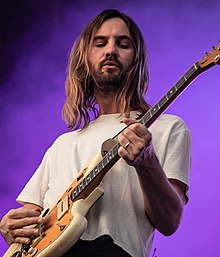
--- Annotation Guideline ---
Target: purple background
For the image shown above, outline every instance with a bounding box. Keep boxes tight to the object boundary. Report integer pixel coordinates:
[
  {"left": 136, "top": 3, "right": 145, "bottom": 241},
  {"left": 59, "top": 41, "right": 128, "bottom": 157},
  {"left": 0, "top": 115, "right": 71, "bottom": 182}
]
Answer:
[{"left": 0, "top": 0, "right": 220, "bottom": 256}]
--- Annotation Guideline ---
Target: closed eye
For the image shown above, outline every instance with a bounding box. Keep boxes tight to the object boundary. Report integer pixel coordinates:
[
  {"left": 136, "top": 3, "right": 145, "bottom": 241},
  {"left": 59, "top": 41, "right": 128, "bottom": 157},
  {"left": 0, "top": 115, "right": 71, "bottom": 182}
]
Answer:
[
  {"left": 94, "top": 42, "right": 106, "bottom": 47},
  {"left": 116, "top": 37, "right": 132, "bottom": 49},
  {"left": 118, "top": 43, "right": 130, "bottom": 49},
  {"left": 93, "top": 36, "right": 107, "bottom": 47}
]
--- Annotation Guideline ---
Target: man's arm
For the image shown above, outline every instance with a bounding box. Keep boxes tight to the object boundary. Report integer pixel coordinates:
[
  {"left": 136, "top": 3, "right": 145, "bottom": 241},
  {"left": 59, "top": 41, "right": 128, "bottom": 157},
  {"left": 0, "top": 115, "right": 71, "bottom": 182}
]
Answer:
[
  {"left": 118, "top": 118, "right": 188, "bottom": 236},
  {"left": 134, "top": 156, "right": 186, "bottom": 235}
]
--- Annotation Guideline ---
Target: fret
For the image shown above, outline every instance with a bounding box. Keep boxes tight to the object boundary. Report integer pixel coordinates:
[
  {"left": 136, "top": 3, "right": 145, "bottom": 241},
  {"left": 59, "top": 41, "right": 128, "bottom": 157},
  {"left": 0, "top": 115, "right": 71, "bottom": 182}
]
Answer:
[
  {"left": 155, "top": 103, "right": 160, "bottom": 111},
  {"left": 82, "top": 178, "right": 87, "bottom": 187},
  {"left": 107, "top": 151, "right": 113, "bottom": 161},
  {"left": 70, "top": 189, "right": 77, "bottom": 200},
  {"left": 86, "top": 175, "right": 91, "bottom": 183},
  {"left": 90, "top": 170, "right": 95, "bottom": 179},
  {"left": 78, "top": 183, "right": 82, "bottom": 192},
  {"left": 105, "top": 157, "right": 109, "bottom": 166},
  {"left": 94, "top": 166, "right": 99, "bottom": 176},
  {"left": 142, "top": 112, "right": 151, "bottom": 125},
  {"left": 150, "top": 104, "right": 159, "bottom": 116},
  {"left": 97, "top": 162, "right": 103, "bottom": 173},
  {"left": 168, "top": 88, "right": 175, "bottom": 97},
  {"left": 113, "top": 145, "right": 119, "bottom": 156},
  {"left": 75, "top": 185, "right": 80, "bottom": 195},
  {"left": 102, "top": 156, "right": 108, "bottom": 166},
  {"left": 79, "top": 182, "right": 84, "bottom": 192},
  {"left": 193, "top": 63, "right": 198, "bottom": 70},
  {"left": 151, "top": 108, "right": 157, "bottom": 115},
  {"left": 158, "top": 95, "right": 168, "bottom": 107},
  {"left": 176, "top": 77, "right": 186, "bottom": 89},
  {"left": 72, "top": 189, "right": 77, "bottom": 196},
  {"left": 185, "top": 65, "right": 197, "bottom": 78},
  {"left": 139, "top": 116, "right": 145, "bottom": 125},
  {"left": 139, "top": 113, "right": 148, "bottom": 127}
]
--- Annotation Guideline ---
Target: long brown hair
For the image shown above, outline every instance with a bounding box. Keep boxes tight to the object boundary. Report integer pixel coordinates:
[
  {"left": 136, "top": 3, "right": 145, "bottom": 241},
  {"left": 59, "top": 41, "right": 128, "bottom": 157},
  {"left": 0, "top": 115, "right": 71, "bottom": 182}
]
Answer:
[{"left": 62, "top": 9, "right": 150, "bottom": 130}]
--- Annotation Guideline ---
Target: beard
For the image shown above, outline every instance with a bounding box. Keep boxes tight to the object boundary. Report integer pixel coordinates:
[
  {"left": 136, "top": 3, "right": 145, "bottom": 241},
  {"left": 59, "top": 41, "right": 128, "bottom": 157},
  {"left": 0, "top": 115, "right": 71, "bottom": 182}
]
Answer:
[{"left": 89, "top": 58, "right": 126, "bottom": 93}]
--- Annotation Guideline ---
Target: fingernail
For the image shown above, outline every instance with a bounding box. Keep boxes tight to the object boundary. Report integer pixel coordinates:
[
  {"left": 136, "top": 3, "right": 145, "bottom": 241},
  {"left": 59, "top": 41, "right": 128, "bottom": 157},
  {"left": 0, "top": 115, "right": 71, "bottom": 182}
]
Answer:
[{"left": 25, "top": 238, "right": 30, "bottom": 244}]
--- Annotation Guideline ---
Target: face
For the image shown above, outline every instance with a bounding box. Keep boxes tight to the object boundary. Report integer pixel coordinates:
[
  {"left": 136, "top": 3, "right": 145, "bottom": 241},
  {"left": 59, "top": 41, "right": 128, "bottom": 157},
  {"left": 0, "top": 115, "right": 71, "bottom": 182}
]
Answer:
[{"left": 87, "top": 17, "right": 134, "bottom": 92}]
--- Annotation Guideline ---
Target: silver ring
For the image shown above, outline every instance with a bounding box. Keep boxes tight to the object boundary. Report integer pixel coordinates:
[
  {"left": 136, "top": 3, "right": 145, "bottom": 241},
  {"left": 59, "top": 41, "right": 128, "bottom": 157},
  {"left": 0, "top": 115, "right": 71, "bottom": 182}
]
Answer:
[{"left": 124, "top": 141, "right": 130, "bottom": 149}]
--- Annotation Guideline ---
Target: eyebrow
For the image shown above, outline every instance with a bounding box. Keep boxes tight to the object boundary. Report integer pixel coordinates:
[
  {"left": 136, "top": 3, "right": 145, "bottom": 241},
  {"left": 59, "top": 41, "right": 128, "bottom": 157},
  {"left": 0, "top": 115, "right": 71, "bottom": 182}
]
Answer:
[{"left": 93, "top": 35, "right": 132, "bottom": 41}]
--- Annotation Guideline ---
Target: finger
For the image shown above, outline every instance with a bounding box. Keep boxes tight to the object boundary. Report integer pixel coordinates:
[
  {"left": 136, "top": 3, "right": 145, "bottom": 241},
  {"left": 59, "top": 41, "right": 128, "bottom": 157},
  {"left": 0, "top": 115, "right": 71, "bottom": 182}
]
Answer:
[
  {"left": 118, "top": 128, "right": 149, "bottom": 164},
  {"left": 14, "top": 236, "right": 32, "bottom": 244},
  {"left": 121, "top": 117, "right": 137, "bottom": 126},
  {"left": 122, "top": 118, "right": 148, "bottom": 138},
  {"left": 117, "top": 143, "right": 133, "bottom": 164},
  {"left": 7, "top": 207, "right": 41, "bottom": 220},
  {"left": 6, "top": 216, "right": 44, "bottom": 231},
  {"left": 1, "top": 228, "right": 32, "bottom": 245},
  {"left": 128, "top": 123, "right": 150, "bottom": 138},
  {"left": 124, "top": 141, "right": 131, "bottom": 150},
  {"left": 121, "top": 118, "right": 149, "bottom": 140},
  {"left": 118, "top": 132, "right": 132, "bottom": 149},
  {"left": 4, "top": 223, "right": 43, "bottom": 244},
  {"left": 118, "top": 145, "right": 136, "bottom": 164},
  {"left": 9, "top": 226, "right": 41, "bottom": 239},
  {"left": 119, "top": 127, "right": 146, "bottom": 150}
]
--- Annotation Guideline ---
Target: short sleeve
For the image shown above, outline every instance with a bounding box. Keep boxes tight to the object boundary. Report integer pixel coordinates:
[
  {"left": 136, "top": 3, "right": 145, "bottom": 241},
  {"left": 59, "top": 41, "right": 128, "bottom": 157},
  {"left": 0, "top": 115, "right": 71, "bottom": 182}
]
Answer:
[
  {"left": 16, "top": 148, "right": 51, "bottom": 208},
  {"left": 150, "top": 115, "right": 191, "bottom": 198}
]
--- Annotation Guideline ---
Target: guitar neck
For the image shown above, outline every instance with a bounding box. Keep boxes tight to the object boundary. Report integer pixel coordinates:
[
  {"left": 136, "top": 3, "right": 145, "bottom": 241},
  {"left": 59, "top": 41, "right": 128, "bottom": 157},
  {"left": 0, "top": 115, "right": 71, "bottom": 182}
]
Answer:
[{"left": 139, "top": 62, "right": 201, "bottom": 128}]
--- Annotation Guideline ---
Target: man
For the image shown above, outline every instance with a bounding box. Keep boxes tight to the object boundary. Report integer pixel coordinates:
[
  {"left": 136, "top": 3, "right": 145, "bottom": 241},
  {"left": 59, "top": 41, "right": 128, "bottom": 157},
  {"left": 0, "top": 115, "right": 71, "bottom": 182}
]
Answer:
[{"left": 0, "top": 9, "right": 191, "bottom": 257}]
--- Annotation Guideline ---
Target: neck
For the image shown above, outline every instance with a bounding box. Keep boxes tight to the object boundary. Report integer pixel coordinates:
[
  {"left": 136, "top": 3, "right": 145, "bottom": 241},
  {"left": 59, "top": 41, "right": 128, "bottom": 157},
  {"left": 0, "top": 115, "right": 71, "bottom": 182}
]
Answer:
[{"left": 94, "top": 90, "right": 119, "bottom": 114}]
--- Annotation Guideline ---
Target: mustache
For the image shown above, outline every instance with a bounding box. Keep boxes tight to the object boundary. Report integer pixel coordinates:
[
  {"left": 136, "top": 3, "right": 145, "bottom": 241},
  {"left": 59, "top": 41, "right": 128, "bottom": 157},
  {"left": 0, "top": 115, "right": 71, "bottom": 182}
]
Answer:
[{"left": 99, "top": 57, "right": 123, "bottom": 69}]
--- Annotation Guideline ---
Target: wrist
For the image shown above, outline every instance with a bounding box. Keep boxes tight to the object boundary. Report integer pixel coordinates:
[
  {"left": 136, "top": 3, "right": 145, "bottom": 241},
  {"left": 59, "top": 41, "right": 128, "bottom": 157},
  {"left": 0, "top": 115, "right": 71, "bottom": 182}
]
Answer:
[{"left": 128, "top": 143, "right": 155, "bottom": 168}]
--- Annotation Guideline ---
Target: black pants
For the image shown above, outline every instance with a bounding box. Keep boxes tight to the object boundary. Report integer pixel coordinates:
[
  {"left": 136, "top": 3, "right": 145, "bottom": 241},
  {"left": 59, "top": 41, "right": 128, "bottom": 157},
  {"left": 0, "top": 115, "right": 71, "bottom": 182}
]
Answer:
[{"left": 62, "top": 235, "right": 132, "bottom": 257}]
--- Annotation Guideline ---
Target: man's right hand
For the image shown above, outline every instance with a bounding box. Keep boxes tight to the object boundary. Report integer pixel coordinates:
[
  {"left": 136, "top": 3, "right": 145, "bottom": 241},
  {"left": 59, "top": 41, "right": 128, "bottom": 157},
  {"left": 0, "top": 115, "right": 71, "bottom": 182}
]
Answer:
[{"left": 0, "top": 204, "right": 44, "bottom": 245}]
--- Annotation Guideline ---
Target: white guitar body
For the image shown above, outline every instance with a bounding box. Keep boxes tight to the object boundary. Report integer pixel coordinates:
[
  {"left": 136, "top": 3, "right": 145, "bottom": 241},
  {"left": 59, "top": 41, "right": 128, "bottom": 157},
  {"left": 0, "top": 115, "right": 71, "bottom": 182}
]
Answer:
[
  {"left": 3, "top": 154, "right": 105, "bottom": 257},
  {"left": 39, "top": 185, "right": 104, "bottom": 257}
]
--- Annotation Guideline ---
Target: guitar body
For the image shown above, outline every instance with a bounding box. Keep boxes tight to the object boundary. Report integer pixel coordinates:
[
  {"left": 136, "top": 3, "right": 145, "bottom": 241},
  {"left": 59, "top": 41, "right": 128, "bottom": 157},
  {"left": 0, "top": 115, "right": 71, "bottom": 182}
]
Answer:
[{"left": 3, "top": 154, "right": 105, "bottom": 257}]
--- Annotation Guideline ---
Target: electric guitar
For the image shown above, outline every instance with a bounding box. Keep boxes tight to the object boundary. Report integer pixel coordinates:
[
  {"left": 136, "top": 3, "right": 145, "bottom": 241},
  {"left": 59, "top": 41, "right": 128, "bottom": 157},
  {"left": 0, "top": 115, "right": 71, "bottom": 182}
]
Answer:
[{"left": 4, "top": 43, "right": 220, "bottom": 257}]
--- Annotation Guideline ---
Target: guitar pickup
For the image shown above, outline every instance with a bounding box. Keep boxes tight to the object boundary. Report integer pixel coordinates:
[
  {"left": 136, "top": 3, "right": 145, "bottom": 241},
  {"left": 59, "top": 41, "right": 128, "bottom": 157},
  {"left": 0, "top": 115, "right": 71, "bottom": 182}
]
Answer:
[{"left": 57, "top": 195, "right": 69, "bottom": 220}]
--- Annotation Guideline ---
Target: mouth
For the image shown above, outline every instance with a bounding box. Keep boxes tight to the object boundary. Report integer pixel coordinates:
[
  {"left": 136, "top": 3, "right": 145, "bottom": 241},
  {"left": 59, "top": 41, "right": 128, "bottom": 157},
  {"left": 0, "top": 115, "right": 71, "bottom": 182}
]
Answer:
[{"left": 102, "top": 61, "right": 119, "bottom": 68}]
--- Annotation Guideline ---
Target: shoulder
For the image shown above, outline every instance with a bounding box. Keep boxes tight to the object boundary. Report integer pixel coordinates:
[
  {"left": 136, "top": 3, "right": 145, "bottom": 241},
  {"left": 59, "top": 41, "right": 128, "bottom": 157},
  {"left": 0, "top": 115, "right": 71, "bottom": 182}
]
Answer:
[
  {"left": 46, "top": 130, "right": 80, "bottom": 154},
  {"left": 149, "top": 114, "right": 190, "bottom": 138},
  {"left": 55, "top": 130, "right": 78, "bottom": 142},
  {"left": 152, "top": 113, "right": 189, "bottom": 130}
]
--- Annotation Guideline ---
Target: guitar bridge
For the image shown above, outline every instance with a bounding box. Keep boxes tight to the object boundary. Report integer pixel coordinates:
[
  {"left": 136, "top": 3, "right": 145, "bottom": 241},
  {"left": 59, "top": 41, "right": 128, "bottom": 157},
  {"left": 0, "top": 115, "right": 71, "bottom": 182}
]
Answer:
[{"left": 57, "top": 195, "right": 69, "bottom": 220}]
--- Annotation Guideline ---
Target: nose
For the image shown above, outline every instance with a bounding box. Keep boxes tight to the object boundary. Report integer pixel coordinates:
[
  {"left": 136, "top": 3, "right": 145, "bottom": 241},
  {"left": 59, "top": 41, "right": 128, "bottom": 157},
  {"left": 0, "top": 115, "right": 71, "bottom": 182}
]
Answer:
[{"left": 105, "top": 42, "right": 118, "bottom": 58}]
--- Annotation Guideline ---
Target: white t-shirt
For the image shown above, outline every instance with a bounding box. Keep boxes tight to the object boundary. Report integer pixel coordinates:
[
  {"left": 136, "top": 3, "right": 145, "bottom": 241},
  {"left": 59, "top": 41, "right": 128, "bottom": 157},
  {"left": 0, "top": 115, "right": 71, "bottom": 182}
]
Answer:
[{"left": 17, "top": 113, "right": 191, "bottom": 257}]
